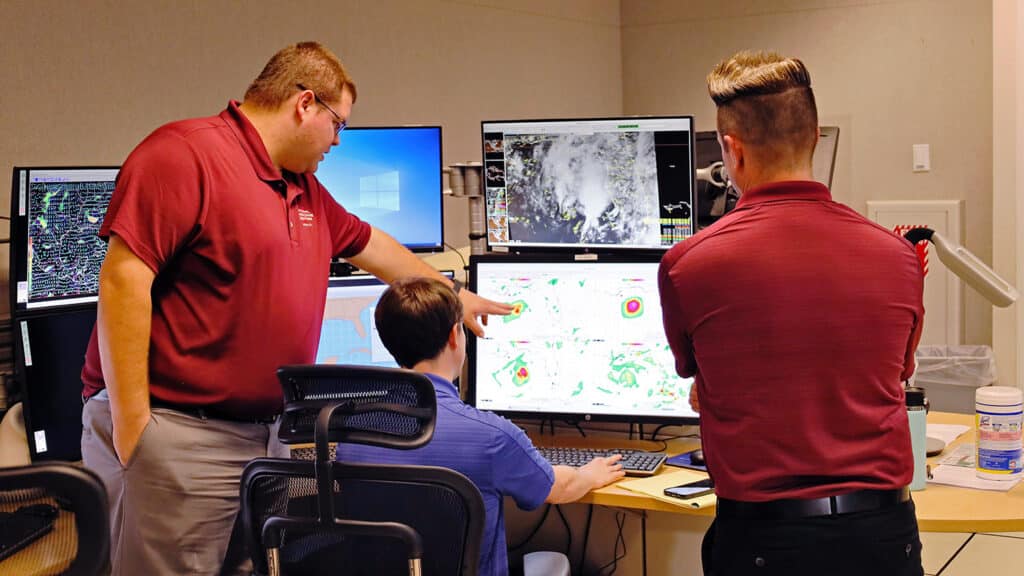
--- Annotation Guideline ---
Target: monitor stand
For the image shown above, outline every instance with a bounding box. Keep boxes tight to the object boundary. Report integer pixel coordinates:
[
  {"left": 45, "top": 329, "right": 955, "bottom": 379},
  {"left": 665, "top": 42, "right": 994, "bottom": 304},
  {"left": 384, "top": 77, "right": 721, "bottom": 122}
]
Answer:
[{"left": 330, "top": 260, "right": 362, "bottom": 277}]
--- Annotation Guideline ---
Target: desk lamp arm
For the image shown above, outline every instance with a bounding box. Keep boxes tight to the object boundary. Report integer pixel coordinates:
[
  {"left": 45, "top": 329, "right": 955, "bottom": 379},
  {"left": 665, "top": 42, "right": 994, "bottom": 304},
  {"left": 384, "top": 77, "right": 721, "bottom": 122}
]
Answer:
[{"left": 903, "top": 228, "right": 1018, "bottom": 308}]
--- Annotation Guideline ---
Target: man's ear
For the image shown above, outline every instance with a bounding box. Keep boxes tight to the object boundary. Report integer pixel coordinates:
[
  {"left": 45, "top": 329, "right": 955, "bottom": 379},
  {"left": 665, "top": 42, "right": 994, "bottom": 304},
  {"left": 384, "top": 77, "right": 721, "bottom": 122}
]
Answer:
[
  {"left": 722, "top": 134, "right": 743, "bottom": 168},
  {"left": 294, "top": 89, "right": 316, "bottom": 122},
  {"left": 448, "top": 323, "right": 461, "bottom": 350}
]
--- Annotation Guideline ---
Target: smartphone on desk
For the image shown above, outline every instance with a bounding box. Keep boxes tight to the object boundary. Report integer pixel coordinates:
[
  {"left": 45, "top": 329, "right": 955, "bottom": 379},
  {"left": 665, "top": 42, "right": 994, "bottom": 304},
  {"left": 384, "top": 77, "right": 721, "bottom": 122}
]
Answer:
[{"left": 663, "top": 478, "right": 714, "bottom": 500}]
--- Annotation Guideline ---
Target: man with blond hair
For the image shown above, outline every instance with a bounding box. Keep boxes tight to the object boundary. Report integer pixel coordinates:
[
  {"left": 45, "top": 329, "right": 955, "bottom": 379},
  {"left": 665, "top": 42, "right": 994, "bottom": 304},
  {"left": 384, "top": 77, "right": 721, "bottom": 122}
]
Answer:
[
  {"left": 659, "top": 51, "right": 925, "bottom": 575},
  {"left": 80, "top": 41, "right": 510, "bottom": 575}
]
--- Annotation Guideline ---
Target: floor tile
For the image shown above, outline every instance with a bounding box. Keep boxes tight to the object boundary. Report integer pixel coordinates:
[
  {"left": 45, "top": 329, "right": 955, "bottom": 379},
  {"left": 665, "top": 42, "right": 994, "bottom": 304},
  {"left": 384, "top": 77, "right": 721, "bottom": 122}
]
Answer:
[
  {"left": 978, "top": 531, "right": 1024, "bottom": 539},
  {"left": 919, "top": 532, "right": 971, "bottom": 575},
  {"left": 941, "top": 533, "right": 1024, "bottom": 575}
]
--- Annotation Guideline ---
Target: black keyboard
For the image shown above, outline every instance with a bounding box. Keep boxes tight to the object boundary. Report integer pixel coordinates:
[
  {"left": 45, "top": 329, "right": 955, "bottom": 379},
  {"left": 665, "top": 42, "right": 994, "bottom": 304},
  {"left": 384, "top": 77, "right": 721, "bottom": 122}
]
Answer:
[{"left": 537, "top": 447, "right": 666, "bottom": 476}]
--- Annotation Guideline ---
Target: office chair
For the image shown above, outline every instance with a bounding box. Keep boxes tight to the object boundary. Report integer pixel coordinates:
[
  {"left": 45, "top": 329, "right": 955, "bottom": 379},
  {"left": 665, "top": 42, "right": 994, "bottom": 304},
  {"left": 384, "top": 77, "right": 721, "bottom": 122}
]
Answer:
[
  {"left": 240, "top": 364, "right": 485, "bottom": 576},
  {"left": 0, "top": 462, "right": 109, "bottom": 576}
]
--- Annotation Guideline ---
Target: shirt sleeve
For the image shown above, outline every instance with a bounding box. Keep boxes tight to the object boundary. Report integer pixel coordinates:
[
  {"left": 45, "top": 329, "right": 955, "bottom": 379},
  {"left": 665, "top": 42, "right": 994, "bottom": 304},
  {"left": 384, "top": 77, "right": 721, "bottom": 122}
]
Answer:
[
  {"left": 658, "top": 253, "right": 698, "bottom": 378},
  {"left": 101, "top": 129, "right": 203, "bottom": 273},
  {"left": 490, "top": 418, "right": 555, "bottom": 511},
  {"left": 901, "top": 260, "right": 927, "bottom": 382},
  {"left": 312, "top": 176, "right": 372, "bottom": 258}
]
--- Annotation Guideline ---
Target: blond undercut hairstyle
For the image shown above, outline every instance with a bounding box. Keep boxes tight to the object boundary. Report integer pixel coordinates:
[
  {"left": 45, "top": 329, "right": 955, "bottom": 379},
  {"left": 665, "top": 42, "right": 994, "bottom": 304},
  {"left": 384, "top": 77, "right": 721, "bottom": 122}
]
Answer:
[
  {"left": 244, "top": 41, "right": 357, "bottom": 110},
  {"left": 707, "top": 51, "right": 817, "bottom": 165}
]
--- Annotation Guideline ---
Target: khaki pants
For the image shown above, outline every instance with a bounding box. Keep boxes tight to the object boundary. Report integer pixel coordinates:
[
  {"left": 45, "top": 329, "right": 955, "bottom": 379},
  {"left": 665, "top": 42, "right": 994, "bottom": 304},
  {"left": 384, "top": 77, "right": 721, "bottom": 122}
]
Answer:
[{"left": 82, "top": 391, "right": 288, "bottom": 575}]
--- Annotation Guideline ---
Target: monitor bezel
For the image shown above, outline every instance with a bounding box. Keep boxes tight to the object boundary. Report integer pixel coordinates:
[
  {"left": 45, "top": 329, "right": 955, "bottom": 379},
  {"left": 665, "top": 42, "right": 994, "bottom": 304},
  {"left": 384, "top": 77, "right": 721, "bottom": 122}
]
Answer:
[
  {"left": 466, "top": 252, "right": 698, "bottom": 426},
  {"left": 9, "top": 166, "right": 120, "bottom": 315},
  {"left": 324, "top": 125, "right": 445, "bottom": 254},
  {"left": 479, "top": 115, "right": 697, "bottom": 254}
]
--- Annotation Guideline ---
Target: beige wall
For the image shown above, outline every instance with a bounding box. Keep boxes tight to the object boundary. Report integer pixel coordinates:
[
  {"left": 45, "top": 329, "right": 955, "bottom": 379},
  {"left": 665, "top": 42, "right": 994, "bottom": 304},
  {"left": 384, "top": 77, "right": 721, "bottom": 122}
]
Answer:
[
  {"left": 0, "top": 0, "right": 623, "bottom": 313},
  {"left": 622, "top": 0, "right": 995, "bottom": 347},
  {"left": 993, "top": 0, "right": 1024, "bottom": 390}
]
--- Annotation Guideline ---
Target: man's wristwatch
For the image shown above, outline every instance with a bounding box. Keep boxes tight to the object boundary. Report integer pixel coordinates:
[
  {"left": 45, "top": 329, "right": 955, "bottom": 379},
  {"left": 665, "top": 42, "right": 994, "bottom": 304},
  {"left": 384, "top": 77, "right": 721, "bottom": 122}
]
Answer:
[{"left": 452, "top": 279, "right": 464, "bottom": 295}]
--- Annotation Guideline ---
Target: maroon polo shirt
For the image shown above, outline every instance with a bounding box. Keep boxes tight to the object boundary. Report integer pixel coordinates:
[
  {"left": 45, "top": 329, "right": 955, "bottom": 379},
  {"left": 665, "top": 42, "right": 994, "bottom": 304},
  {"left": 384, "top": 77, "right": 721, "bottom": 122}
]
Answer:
[
  {"left": 81, "top": 101, "right": 371, "bottom": 418},
  {"left": 659, "top": 180, "right": 923, "bottom": 502}
]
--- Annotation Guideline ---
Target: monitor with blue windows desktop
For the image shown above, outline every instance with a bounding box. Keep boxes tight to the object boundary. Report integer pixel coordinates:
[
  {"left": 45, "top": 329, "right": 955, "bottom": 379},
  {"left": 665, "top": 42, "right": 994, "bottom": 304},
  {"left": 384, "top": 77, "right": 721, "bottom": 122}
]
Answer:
[
  {"left": 467, "top": 254, "right": 698, "bottom": 425},
  {"left": 315, "top": 126, "right": 444, "bottom": 253}
]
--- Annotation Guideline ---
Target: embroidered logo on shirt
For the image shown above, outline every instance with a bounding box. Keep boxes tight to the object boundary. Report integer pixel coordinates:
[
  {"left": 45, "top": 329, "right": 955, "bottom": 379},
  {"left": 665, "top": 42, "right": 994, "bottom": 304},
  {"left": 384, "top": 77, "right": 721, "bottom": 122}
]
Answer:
[{"left": 297, "top": 208, "right": 315, "bottom": 228}]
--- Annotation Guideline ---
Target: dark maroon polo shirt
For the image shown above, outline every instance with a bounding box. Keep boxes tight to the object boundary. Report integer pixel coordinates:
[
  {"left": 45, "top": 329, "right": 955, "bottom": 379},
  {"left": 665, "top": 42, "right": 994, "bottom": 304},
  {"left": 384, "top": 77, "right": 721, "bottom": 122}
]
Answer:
[
  {"left": 659, "top": 180, "right": 924, "bottom": 502},
  {"left": 82, "top": 101, "right": 371, "bottom": 418}
]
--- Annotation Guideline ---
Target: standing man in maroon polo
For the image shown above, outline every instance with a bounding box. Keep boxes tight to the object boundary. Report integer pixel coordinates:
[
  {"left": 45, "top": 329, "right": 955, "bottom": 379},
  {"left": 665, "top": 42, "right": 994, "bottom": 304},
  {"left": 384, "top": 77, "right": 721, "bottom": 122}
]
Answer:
[
  {"left": 659, "top": 51, "right": 925, "bottom": 576},
  {"left": 80, "top": 41, "right": 510, "bottom": 575}
]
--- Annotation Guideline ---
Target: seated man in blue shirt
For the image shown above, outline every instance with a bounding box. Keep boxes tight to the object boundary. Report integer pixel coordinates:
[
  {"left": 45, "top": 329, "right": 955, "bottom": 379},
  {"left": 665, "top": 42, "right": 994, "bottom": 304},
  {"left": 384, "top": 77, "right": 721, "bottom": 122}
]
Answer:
[{"left": 339, "top": 277, "right": 625, "bottom": 576}]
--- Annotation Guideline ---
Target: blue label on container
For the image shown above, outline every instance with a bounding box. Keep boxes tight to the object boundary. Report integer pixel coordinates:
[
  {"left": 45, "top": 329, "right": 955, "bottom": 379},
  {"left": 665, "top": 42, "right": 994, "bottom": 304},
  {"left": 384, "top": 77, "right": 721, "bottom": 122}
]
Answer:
[{"left": 978, "top": 448, "right": 1023, "bottom": 474}]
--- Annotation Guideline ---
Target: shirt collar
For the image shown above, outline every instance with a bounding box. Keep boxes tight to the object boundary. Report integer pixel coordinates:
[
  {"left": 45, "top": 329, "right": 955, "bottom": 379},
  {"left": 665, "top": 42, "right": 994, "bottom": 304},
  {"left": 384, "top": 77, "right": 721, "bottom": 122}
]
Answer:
[
  {"left": 424, "top": 372, "right": 460, "bottom": 400},
  {"left": 735, "top": 180, "right": 831, "bottom": 209},
  {"left": 219, "top": 100, "right": 286, "bottom": 184}
]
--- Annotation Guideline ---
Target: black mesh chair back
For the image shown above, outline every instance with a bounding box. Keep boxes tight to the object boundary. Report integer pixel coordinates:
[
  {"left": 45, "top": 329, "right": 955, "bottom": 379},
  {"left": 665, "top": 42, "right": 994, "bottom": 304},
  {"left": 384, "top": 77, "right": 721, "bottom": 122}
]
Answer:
[
  {"left": 242, "top": 459, "right": 484, "bottom": 576},
  {"left": 241, "top": 364, "right": 484, "bottom": 576},
  {"left": 0, "top": 462, "right": 109, "bottom": 576},
  {"left": 277, "top": 364, "right": 436, "bottom": 447}
]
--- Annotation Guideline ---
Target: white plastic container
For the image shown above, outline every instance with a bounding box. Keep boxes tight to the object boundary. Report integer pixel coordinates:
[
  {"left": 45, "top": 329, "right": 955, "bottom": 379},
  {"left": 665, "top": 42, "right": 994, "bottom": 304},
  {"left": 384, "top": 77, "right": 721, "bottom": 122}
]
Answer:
[{"left": 976, "top": 386, "right": 1023, "bottom": 481}]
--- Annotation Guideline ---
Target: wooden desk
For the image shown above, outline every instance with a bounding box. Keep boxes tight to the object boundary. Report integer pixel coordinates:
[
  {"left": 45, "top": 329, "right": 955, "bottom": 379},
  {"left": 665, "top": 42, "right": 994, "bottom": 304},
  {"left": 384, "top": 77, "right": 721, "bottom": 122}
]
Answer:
[
  {"left": 916, "top": 412, "right": 1024, "bottom": 532},
  {"left": 530, "top": 433, "right": 712, "bottom": 517},
  {"left": 533, "top": 412, "right": 1024, "bottom": 532}
]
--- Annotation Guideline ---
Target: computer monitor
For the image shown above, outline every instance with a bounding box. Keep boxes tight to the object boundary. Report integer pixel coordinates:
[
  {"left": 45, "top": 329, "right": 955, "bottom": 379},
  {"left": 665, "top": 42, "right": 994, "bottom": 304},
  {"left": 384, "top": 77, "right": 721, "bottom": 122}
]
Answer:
[
  {"left": 13, "top": 307, "right": 98, "bottom": 461},
  {"left": 467, "top": 254, "right": 698, "bottom": 424},
  {"left": 9, "top": 167, "right": 119, "bottom": 312},
  {"left": 317, "top": 271, "right": 455, "bottom": 367},
  {"left": 693, "top": 126, "right": 840, "bottom": 230},
  {"left": 315, "top": 126, "right": 444, "bottom": 252},
  {"left": 480, "top": 117, "right": 696, "bottom": 251}
]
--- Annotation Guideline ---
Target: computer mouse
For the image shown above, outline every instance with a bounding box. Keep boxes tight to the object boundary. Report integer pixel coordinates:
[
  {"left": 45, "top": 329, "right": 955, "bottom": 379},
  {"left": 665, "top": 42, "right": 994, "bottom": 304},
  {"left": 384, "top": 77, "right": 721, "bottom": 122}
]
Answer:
[{"left": 690, "top": 449, "right": 705, "bottom": 465}]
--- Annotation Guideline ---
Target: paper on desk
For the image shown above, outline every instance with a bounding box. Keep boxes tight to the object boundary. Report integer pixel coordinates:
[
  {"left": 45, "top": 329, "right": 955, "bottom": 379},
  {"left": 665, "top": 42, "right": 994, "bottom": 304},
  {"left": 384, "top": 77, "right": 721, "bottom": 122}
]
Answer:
[
  {"left": 928, "top": 443, "right": 1022, "bottom": 492},
  {"left": 926, "top": 423, "right": 971, "bottom": 446},
  {"left": 617, "top": 469, "right": 717, "bottom": 509}
]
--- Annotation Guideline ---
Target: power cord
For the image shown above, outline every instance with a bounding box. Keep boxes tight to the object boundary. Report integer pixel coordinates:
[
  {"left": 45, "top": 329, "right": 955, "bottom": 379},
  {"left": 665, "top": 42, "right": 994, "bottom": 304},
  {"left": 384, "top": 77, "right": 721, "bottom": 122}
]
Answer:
[
  {"left": 555, "top": 504, "right": 572, "bottom": 560},
  {"left": 592, "top": 511, "right": 627, "bottom": 575},
  {"left": 578, "top": 504, "right": 594, "bottom": 576},
  {"left": 509, "top": 504, "right": 551, "bottom": 551},
  {"left": 442, "top": 241, "right": 468, "bottom": 271}
]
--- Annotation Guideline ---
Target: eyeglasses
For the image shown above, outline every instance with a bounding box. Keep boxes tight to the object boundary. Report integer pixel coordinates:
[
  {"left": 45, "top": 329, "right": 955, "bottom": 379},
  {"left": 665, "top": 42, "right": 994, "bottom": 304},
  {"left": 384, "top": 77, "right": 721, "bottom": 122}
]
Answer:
[{"left": 296, "top": 83, "right": 347, "bottom": 134}]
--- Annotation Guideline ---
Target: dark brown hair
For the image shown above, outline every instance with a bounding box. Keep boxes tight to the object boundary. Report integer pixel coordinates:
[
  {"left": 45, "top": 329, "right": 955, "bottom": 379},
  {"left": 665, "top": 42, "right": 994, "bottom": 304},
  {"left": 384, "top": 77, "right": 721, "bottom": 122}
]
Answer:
[{"left": 374, "top": 277, "right": 463, "bottom": 368}]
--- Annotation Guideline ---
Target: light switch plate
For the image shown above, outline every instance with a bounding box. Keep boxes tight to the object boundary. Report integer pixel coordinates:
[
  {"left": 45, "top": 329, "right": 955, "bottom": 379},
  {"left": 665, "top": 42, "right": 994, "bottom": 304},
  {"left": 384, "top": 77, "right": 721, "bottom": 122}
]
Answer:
[{"left": 913, "top": 144, "right": 931, "bottom": 172}]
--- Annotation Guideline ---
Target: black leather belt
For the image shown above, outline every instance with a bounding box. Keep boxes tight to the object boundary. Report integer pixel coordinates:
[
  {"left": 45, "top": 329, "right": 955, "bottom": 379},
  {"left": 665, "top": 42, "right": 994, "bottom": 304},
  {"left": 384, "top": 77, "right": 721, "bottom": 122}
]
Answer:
[
  {"left": 716, "top": 487, "right": 911, "bottom": 521},
  {"left": 149, "top": 398, "right": 278, "bottom": 425}
]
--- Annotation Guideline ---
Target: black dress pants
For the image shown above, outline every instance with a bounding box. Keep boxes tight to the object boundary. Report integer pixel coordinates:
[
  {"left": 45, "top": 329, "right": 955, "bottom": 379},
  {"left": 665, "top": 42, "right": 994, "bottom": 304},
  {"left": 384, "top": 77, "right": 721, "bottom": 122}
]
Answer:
[{"left": 702, "top": 499, "right": 923, "bottom": 576}]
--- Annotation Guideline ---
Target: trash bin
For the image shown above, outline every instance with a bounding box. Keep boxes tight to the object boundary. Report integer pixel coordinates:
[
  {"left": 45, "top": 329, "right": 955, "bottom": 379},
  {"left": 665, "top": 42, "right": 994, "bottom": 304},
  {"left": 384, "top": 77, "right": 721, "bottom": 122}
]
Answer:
[{"left": 912, "top": 345, "right": 998, "bottom": 414}]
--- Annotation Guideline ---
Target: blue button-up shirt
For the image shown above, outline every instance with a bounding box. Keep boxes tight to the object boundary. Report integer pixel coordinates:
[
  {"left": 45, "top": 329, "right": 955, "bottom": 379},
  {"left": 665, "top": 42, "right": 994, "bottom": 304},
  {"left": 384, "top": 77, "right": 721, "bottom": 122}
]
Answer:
[{"left": 338, "top": 373, "right": 555, "bottom": 576}]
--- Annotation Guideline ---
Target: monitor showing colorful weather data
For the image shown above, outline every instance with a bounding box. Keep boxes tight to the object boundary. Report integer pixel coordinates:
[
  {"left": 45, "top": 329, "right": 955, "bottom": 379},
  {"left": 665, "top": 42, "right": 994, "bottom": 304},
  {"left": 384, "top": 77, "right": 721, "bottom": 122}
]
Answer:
[{"left": 469, "top": 256, "right": 697, "bottom": 422}]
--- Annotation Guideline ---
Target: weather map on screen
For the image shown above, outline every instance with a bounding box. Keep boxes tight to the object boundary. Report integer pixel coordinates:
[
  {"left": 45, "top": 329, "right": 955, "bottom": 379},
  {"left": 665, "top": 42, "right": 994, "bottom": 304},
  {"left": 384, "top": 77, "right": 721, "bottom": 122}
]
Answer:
[
  {"left": 11, "top": 167, "right": 119, "bottom": 311},
  {"left": 317, "top": 277, "right": 399, "bottom": 368},
  {"left": 481, "top": 117, "right": 695, "bottom": 251},
  {"left": 469, "top": 257, "right": 697, "bottom": 422}
]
